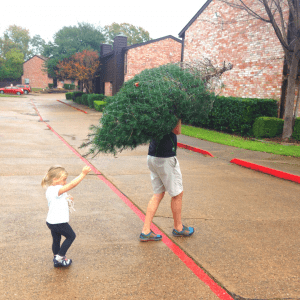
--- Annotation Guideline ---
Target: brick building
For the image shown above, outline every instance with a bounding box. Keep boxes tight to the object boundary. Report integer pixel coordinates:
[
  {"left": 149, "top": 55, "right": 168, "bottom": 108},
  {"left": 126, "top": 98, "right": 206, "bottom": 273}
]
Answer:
[
  {"left": 22, "top": 55, "right": 76, "bottom": 89},
  {"left": 179, "top": 0, "right": 287, "bottom": 100},
  {"left": 96, "top": 34, "right": 182, "bottom": 96}
]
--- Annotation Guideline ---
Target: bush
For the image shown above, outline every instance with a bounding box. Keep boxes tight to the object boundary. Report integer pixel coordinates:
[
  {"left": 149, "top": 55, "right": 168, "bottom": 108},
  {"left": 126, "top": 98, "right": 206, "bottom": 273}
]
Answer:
[
  {"left": 65, "top": 92, "right": 73, "bottom": 100},
  {"left": 94, "top": 101, "right": 107, "bottom": 112},
  {"left": 292, "top": 117, "right": 300, "bottom": 141},
  {"left": 87, "top": 94, "right": 105, "bottom": 108},
  {"left": 81, "top": 94, "right": 89, "bottom": 106},
  {"left": 48, "top": 83, "right": 54, "bottom": 89},
  {"left": 193, "top": 96, "right": 278, "bottom": 135},
  {"left": 64, "top": 84, "right": 76, "bottom": 90},
  {"left": 253, "top": 117, "right": 284, "bottom": 138},
  {"left": 75, "top": 95, "right": 82, "bottom": 104},
  {"left": 72, "top": 91, "right": 84, "bottom": 102}
]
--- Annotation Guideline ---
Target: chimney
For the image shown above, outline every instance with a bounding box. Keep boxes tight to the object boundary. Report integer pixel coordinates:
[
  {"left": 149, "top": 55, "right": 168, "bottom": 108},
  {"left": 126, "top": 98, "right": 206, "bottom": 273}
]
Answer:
[
  {"left": 113, "top": 33, "right": 127, "bottom": 52},
  {"left": 100, "top": 44, "right": 113, "bottom": 56}
]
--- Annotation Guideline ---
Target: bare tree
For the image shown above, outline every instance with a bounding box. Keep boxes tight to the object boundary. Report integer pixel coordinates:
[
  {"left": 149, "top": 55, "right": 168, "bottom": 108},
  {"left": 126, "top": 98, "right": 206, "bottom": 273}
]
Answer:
[
  {"left": 219, "top": 0, "right": 300, "bottom": 140},
  {"left": 294, "top": 81, "right": 300, "bottom": 117},
  {"left": 179, "top": 58, "right": 233, "bottom": 94}
]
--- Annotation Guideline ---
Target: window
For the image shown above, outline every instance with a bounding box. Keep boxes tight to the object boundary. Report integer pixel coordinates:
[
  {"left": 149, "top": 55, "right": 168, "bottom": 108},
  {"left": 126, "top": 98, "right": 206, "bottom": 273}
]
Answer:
[{"left": 25, "top": 78, "right": 29, "bottom": 84}]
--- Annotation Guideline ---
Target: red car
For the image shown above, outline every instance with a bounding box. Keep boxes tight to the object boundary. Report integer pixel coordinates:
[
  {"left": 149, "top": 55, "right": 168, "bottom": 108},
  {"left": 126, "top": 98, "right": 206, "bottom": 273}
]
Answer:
[
  {"left": 0, "top": 86, "right": 24, "bottom": 95},
  {"left": 16, "top": 84, "right": 31, "bottom": 94}
]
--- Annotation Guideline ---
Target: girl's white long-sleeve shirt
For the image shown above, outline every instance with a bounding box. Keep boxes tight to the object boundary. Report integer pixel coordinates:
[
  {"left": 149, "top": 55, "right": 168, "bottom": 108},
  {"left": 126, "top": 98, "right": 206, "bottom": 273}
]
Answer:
[{"left": 46, "top": 185, "right": 69, "bottom": 224}]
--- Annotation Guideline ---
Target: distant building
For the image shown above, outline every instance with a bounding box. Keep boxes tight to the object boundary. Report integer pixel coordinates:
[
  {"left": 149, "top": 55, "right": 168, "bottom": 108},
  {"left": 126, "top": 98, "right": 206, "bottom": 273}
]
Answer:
[
  {"left": 22, "top": 55, "right": 76, "bottom": 89},
  {"left": 96, "top": 34, "right": 182, "bottom": 96}
]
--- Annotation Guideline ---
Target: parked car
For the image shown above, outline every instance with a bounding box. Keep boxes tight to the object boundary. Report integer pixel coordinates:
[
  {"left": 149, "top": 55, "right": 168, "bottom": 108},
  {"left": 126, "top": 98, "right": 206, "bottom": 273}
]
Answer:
[
  {"left": 16, "top": 84, "right": 31, "bottom": 94},
  {"left": 0, "top": 86, "right": 24, "bottom": 95}
]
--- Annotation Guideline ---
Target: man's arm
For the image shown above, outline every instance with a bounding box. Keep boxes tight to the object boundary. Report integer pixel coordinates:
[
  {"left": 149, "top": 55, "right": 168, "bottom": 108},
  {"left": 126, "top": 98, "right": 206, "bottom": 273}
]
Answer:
[{"left": 172, "top": 119, "right": 181, "bottom": 135}]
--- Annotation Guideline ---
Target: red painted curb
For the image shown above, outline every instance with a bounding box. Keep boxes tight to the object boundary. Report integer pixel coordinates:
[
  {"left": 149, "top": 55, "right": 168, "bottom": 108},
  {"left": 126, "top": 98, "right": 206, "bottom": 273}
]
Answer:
[
  {"left": 31, "top": 99, "right": 234, "bottom": 300},
  {"left": 57, "top": 100, "right": 88, "bottom": 114},
  {"left": 177, "top": 142, "right": 214, "bottom": 157},
  {"left": 230, "top": 158, "right": 300, "bottom": 184}
]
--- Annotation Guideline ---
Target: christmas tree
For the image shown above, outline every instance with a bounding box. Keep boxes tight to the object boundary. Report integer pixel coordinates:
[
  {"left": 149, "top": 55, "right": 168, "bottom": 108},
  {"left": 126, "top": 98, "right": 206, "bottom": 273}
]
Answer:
[{"left": 81, "top": 63, "right": 216, "bottom": 156}]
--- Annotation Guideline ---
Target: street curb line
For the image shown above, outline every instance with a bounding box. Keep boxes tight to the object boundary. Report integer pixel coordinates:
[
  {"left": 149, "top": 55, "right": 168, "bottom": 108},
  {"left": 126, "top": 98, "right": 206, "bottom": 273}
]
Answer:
[
  {"left": 230, "top": 158, "right": 300, "bottom": 184},
  {"left": 57, "top": 100, "right": 88, "bottom": 114},
  {"left": 177, "top": 142, "right": 214, "bottom": 157},
  {"left": 31, "top": 99, "right": 234, "bottom": 300}
]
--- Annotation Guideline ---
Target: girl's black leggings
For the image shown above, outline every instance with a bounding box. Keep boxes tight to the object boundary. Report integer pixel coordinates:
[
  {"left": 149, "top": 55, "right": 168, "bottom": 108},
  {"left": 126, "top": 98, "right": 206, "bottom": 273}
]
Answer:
[{"left": 46, "top": 222, "right": 76, "bottom": 256}]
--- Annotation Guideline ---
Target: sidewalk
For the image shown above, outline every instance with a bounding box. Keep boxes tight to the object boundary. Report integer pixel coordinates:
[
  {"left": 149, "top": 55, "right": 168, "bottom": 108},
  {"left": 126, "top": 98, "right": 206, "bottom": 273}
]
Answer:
[
  {"left": 53, "top": 98, "right": 300, "bottom": 299},
  {"left": 178, "top": 134, "right": 300, "bottom": 178},
  {"left": 1, "top": 95, "right": 300, "bottom": 300}
]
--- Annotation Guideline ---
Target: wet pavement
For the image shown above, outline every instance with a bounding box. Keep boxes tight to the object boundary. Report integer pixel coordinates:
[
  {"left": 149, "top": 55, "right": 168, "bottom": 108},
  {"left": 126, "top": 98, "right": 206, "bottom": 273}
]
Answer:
[{"left": 0, "top": 94, "right": 300, "bottom": 300}]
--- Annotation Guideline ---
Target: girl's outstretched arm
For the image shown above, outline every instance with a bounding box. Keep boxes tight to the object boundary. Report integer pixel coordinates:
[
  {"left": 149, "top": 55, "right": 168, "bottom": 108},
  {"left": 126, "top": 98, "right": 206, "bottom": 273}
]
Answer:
[{"left": 58, "top": 166, "right": 91, "bottom": 196}]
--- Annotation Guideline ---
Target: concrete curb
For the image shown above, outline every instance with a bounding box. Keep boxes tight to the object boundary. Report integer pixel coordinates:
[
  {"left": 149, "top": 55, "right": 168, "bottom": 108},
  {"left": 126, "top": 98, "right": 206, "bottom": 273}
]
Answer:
[
  {"left": 178, "top": 142, "right": 300, "bottom": 184},
  {"left": 178, "top": 142, "right": 214, "bottom": 157},
  {"left": 230, "top": 158, "right": 300, "bottom": 184},
  {"left": 57, "top": 100, "right": 88, "bottom": 114}
]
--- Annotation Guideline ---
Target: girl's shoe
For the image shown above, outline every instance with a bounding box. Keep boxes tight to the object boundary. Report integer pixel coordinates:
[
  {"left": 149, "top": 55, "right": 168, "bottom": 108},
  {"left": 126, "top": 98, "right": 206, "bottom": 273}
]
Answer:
[
  {"left": 140, "top": 230, "right": 162, "bottom": 242},
  {"left": 172, "top": 225, "right": 194, "bottom": 237},
  {"left": 53, "top": 255, "right": 72, "bottom": 267}
]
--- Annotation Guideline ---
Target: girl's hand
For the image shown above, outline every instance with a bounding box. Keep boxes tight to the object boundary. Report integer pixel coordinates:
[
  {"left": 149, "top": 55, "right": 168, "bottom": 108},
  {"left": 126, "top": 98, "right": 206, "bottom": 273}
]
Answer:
[
  {"left": 82, "top": 166, "right": 91, "bottom": 175},
  {"left": 58, "top": 167, "right": 92, "bottom": 196}
]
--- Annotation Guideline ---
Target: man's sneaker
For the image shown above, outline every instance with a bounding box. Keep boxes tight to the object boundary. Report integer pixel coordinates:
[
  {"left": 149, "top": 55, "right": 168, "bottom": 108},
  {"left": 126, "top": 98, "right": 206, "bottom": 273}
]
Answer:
[
  {"left": 140, "top": 230, "right": 162, "bottom": 242},
  {"left": 53, "top": 255, "right": 72, "bottom": 267},
  {"left": 172, "top": 225, "right": 194, "bottom": 237}
]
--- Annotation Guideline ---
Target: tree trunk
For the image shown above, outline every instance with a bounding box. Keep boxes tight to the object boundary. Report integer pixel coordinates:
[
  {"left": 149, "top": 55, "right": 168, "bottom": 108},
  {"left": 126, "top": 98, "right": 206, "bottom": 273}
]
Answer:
[
  {"left": 282, "top": 42, "right": 300, "bottom": 140},
  {"left": 294, "top": 82, "right": 300, "bottom": 118}
]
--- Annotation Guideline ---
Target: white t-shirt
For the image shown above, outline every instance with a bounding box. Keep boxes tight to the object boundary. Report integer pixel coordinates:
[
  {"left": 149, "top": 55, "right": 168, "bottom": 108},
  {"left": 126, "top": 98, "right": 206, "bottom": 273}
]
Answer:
[{"left": 46, "top": 185, "right": 69, "bottom": 224}]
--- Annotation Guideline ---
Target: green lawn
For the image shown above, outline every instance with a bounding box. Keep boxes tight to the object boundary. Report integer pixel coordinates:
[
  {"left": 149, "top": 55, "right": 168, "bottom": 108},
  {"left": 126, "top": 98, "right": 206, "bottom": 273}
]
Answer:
[{"left": 181, "top": 125, "right": 300, "bottom": 158}]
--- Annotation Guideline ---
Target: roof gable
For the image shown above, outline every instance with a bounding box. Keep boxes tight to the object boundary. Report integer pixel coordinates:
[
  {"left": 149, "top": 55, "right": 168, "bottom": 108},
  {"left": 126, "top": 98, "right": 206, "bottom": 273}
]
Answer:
[
  {"left": 125, "top": 35, "right": 182, "bottom": 51},
  {"left": 23, "top": 55, "right": 48, "bottom": 64},
  {"left": 178, "top": 0, "right": 212, "bottom": 38}
]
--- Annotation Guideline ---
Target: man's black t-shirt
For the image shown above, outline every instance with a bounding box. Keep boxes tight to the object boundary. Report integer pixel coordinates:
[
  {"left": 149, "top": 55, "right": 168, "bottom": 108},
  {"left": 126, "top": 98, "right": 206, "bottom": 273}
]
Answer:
[{"left": 148, "top": 132, "right": 177, "bottom": 157}]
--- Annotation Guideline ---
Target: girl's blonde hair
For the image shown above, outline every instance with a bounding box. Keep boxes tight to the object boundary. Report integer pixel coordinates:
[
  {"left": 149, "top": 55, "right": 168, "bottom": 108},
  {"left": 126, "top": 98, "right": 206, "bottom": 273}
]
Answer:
[{"left": 41, "top": 165, "right": 68, "bottom": 188}]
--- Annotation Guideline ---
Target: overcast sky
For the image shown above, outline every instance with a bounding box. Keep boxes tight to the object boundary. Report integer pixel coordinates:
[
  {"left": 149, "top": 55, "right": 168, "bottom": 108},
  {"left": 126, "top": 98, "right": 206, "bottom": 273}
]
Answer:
[{"left": 0, "top": 0, "right": 208, "bottom": 43}]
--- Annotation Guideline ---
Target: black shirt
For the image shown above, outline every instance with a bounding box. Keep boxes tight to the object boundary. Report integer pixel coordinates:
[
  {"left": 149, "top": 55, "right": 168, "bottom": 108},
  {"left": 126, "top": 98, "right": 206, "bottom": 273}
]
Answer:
[{"left": 148, "top": 132, "right": 177, "bottom": 157}]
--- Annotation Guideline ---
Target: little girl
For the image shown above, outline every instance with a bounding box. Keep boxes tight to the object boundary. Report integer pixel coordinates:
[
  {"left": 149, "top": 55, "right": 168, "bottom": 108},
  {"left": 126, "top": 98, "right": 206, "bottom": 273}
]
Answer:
[{"left": 41, "top": 165, "right": 91, "bottom": 267}]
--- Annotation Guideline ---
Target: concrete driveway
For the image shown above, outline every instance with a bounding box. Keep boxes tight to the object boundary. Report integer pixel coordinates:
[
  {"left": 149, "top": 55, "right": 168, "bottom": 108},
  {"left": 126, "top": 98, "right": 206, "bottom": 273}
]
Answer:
[{"left": 1, "top": 94, "right": 299, "bottom": 300}]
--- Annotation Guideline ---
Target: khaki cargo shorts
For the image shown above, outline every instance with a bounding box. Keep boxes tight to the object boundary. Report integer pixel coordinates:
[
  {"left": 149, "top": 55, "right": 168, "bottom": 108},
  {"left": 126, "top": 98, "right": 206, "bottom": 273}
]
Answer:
[{"left": 147, "top": 155, "right": 183, "bottom": 197}]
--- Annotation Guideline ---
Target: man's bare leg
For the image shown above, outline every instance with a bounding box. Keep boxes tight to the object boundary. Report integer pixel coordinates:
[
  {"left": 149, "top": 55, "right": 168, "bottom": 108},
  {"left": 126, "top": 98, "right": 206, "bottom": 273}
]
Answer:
[
  {"left": 142, "top": 192, "right": 165, "bottom": 234},
  {"left": 171, "top": 191, "right": 183, "bottom": 232}
]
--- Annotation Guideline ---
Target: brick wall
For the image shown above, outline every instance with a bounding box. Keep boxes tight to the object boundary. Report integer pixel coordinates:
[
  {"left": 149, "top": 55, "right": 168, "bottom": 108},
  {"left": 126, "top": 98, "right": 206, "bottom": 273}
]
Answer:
[
  {"left": 183, "top": 0, "right": 287, "bottom": 100},
  {"left": 124, "top": 38, "right": 182, "bottom": 82},
  {"left": 21, "top": 56, "right": 53, "bottom": 88},
  {"left": 104, "top": 82, "right": 113, "bottom": 96}
]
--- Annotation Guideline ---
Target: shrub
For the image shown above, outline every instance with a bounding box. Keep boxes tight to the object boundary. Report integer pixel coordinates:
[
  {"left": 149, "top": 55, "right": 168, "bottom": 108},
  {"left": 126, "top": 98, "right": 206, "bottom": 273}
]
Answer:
[
  {"left": 75, "top": 95, "right": 82, "bottom": 104},
  {"left": 292, "top": 117, "right": 300, "bottom": 141},
  {"left": 64, "top": 84, "right": 76, "bottom": 90},
  {"left": 81, "top": 94, "right": 89, "bottom": 106},
  {"left": 94, "top": 100, "right": 107, "bottom": 112},
  {"left": 253, "top": 117, "right": 284, "bottom": 138},
  {"left": 48, "top": 83, "right": 54, "bottom": 89},
  {"left": 199, "top": 96, "right": 279, "bottom": 135},
  {"left": 72, "top": 91, "right": 84, "bottom": 102},
  {"left": 87, "top": 94, "right": 105, "bottom": 108},
  {"left": 65, "top": 92, "right": 73, "bottom": 100}
]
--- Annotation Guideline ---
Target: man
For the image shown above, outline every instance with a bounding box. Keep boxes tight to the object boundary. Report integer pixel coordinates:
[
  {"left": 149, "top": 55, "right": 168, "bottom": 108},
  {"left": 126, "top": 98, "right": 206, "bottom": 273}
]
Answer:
[{"left": 140, "top": 119, "right": 194, "bottom": 241}]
